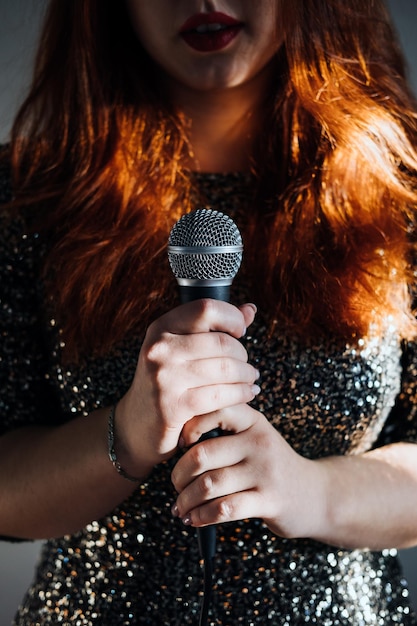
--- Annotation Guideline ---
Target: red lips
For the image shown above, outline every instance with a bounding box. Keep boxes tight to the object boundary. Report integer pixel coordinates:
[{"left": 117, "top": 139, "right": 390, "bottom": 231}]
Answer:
[{"left": 180, "top": 12, "right": 243, "bottom": 53}]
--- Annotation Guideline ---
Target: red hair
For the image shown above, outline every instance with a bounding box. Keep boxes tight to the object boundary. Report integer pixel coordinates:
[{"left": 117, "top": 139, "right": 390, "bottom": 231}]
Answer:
[{"left": 4, "top": 0, "right": 417, "bottom": 359}]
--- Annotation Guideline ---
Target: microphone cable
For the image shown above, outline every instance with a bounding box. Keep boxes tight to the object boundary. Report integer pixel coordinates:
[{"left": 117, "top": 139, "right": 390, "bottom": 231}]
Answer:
[
  {"left": 199, "top": 546, "right": 214, "bottom": 626},
  {"left": 197, "top": 428, "right": 222, "bottom": 626}
]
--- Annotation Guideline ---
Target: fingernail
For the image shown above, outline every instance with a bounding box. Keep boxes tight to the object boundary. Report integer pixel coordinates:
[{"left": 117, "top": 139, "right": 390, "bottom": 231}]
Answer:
[
  {"left": 182, "top": 515, "right": 192, "bottom": 526},
  {"left": 252, "top": 384, "right": 261, "bottom": 395},
  {"left": 171, "top": 504, "right": 179, "bottom": 517},
  {"left": 247, "top": 303, "right": 257, "bottom": 314},
  {"left": 241, "top": 327, "right": 247, "bottom": 338}
]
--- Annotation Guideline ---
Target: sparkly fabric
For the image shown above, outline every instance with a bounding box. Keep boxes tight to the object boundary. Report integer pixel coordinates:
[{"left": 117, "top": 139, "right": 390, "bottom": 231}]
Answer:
[{"left": 1, "top": 165, "right": 417, "bottom": 625}]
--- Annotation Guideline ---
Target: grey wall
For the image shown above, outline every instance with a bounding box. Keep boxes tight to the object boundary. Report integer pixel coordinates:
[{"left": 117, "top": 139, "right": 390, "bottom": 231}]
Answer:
[
  {"left": 0, "top": 0, "right": 416, "bottom": 624},
  {"left": 0, "top": 1, "right": 47, "bottom": 144}
]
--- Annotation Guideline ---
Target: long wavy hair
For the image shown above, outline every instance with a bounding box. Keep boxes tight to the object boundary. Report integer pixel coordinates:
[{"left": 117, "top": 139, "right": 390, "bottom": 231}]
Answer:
[{"left": 4, "top": 0, "right": 417, "bottom": 359}]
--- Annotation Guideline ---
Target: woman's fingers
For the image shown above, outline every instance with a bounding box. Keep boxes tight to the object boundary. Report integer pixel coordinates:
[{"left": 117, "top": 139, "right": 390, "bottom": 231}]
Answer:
[
  {"left": 174, "top": 466, "right": 257, "bottom": 525},
  {"left": 147, "top": 299, "right": 256, "bottom": 341},
  {"left": 172, "top": 406, "right": 260, "bottom": 490},
  {"left": 178, "top": 383, "right": 261, "bottom": 425},
  {"left": 137, "top": 300, "right": 259, "bottom": 427},
  {"left": 177, "top": 490, "right": 262, "bottom": 529},
  {"left": 144, "top": 328, "right": 249, "bottom": 367},
  {"left": 183, "top": 357, "right": 259, "bottom": 388},
  {"left": 180, "top": 403, "right": 259, "bottom": 448}
]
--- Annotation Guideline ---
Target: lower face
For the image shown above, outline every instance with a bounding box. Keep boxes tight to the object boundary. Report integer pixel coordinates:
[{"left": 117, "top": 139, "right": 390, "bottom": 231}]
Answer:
[{"left": 125, "top": 0, "right": 282, "bottom": 94}]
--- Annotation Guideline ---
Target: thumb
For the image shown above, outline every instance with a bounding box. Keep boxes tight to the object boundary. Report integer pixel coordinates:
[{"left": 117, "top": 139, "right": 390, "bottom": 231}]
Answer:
[{"left": 238, "top": 303, "right": 257, "bottom": 332}]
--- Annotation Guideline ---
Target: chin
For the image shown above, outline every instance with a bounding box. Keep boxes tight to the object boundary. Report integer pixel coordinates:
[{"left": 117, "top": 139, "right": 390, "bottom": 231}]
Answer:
[{"left": 176, "top": 68, "right": 250, "bottom": 93}]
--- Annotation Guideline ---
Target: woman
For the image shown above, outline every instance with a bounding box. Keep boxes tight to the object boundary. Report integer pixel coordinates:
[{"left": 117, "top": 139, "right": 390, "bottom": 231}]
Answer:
[{"left": 1, "top": 0, "right": 417, "bottom": 623}]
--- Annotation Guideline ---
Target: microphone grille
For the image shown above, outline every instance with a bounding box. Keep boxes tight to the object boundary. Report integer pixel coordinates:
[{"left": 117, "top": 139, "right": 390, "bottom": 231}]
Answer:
[{"left": 168, "top": 209, "right": 243, "bottom": 281}]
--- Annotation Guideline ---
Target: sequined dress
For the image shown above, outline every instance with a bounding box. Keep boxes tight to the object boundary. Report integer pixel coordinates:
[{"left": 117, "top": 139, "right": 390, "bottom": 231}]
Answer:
[{"left": 1, "top": 168, "right": 417, "bottom": 625}]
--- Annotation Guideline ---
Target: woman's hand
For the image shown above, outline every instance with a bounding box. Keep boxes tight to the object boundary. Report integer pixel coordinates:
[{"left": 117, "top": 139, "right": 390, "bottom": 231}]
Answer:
[
  {"left": 115, "top": 299, "right": 260, "bottom": 478},
  {"left": 171, "top": 409, "right": 417, "bottom": 550},
  {"left": 171, "top": 405, "right": 325, "bottom": 540}
]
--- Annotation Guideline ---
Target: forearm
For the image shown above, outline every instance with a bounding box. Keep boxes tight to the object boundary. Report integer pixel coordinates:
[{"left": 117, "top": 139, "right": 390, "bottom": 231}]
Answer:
[
  {"left": 0, "top": 408, "right": 153, "bottom": 540},
  {"left": 312, "top": 442, "right": 417, "bottom": 550}
]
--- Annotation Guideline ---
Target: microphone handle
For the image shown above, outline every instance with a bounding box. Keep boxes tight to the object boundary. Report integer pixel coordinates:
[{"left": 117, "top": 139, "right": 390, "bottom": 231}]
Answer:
[
  {"left": 179, "top": 284, "right": 230, "bottom": 303},
  {"left": 196, "top": 428, "right": 223, "bottom": 561},
  {"left": 178, "top": 285, "right": 230, "bottom": 561}
]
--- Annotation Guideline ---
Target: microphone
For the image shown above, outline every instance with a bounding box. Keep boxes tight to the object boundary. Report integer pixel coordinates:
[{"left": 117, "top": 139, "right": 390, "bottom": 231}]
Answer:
[
  {"left": 168, "top": 208, "right": 243, "bottom": 305},
  {"left": 167, "top": 208, "right": 243, "bottom": 565}
]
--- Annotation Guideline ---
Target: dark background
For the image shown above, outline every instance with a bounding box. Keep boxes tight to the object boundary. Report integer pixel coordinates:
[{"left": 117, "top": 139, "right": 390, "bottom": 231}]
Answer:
[{"left": 0, "top": 0, "right": 416, "bottom": 623}]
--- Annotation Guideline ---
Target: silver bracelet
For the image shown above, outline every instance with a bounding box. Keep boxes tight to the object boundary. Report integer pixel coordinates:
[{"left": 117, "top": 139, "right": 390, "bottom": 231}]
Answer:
[{"left": 107, "top": 404, "right": 141, "bottom": 483}]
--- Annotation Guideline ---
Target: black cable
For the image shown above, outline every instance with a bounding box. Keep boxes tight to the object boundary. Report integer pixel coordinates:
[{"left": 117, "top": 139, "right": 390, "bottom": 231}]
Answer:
[
  {"left": 198, "top": 524, "right": 217, "bottom": 625},
  {"left": 199, "top": 554, "right": 214, "bottom": 626}
]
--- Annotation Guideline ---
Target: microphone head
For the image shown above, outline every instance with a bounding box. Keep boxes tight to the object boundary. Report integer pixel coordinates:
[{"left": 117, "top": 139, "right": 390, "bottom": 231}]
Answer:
[{"left": 168, "top": 208, "right": 243, "bottom": 285}]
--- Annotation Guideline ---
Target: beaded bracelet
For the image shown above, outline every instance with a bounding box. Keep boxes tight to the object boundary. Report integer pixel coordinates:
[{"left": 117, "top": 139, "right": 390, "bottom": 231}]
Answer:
[{"left": 107, "top": 404, "right": 141, "bottom": 483}]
